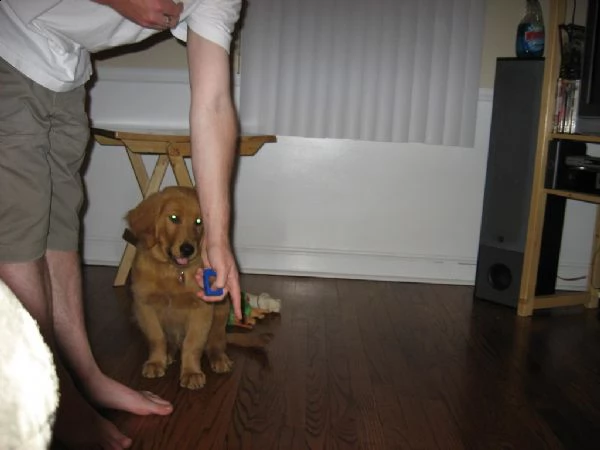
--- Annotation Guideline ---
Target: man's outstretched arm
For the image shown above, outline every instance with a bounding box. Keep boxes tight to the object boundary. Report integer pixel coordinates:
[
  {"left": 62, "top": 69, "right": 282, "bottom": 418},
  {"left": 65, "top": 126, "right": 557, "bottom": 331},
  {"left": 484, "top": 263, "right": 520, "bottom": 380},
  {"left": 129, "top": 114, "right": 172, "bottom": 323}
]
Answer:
[{"left": 186, "top": 29, "right": 242, "bottom": 320}]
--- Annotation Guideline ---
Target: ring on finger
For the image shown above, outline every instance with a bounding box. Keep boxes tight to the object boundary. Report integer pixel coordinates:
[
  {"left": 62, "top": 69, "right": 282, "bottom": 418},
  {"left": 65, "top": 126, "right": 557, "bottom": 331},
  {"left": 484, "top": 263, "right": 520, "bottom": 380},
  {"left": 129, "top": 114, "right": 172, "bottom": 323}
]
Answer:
[{"left": 163, "top": 14, "right": 172, "bottom": 28}]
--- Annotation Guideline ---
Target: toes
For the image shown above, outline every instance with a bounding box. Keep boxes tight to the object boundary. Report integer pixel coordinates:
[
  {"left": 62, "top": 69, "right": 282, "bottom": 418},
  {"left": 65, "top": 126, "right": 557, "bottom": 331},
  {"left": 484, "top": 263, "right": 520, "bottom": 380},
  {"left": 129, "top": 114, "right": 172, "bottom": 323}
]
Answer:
[
  {"left": 140, "top": 391, "right": 172, "bottom": 406},
  {"left": 180, "top": 371, "right": 206, "bottom": 390},
  {"left": 117, "top": 435, "right": 133, "bottom": 449},
  {"left": 142, "top": 361, "right": 166, "bottom": 378},
  {"left": 138, "top": 391, "right": 173, "bottom": 416},
  {"left": 210, "top": 354, "right": 234, "bottom": 374}
]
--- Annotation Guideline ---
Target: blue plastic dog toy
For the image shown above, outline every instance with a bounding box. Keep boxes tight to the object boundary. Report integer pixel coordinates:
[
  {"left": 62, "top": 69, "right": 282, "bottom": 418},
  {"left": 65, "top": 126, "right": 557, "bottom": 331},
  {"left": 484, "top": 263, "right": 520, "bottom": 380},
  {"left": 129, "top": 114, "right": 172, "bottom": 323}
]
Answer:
[{"left": 203, "top": 268, "right": 224, "bottom": 296}]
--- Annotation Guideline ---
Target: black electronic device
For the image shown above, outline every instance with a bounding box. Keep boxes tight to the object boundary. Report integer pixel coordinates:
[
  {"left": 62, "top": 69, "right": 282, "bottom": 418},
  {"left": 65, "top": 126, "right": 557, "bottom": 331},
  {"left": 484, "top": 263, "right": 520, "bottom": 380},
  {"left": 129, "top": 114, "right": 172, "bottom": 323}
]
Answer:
[
  {"left": 576, "top": 0, "right": 600, "bottom": 134},
  {"left": 545, "top": 139, "right": 600, "bottom": 194}
]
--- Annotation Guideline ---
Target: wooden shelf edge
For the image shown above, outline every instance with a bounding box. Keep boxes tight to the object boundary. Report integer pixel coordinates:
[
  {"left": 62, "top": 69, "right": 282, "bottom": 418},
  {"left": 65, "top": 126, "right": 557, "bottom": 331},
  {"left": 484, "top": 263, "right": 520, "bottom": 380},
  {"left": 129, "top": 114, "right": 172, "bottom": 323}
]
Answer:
[
  {"left": 551, "top": 133, "right": 600, "bottom": 144},
  {"left": 93, "top": 133, "right": 277, "bottom": 157},
  {"left": 517, "top": 291, "right": 599, "bottom": 316},
  {"left": 545, "top": 188, "right": 600, "bottom": 204},
  {"left": 532, "top": 291, "right": 592, "bottom": 310},
  {"left": 93, "top": 134, "right": 122, "bottom": 146}
]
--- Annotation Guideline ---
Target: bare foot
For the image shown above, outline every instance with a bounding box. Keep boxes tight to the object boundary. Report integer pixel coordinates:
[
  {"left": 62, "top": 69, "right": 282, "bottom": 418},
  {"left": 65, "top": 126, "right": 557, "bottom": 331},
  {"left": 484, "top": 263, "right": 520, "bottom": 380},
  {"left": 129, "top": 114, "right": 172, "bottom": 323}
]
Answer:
[
  {"left": 54, "top": 375, "right": 133, "bottom": 449},
  {"left": 84, "top": 373, "right": 173, "bottom": 416}
]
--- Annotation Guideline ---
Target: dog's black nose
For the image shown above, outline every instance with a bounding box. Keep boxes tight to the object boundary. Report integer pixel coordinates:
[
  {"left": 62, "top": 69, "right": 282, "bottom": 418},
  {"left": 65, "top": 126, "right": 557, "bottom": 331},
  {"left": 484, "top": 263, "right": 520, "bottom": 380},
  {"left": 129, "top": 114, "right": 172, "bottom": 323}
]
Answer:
[{"left": 180, "top": 243, "right": 195, "bottom": 257}]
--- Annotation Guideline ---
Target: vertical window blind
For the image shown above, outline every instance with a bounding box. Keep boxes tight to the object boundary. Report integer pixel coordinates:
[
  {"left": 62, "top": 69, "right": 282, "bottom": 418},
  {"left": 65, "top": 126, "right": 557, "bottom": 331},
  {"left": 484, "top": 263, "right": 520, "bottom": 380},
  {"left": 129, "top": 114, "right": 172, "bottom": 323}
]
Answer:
[{"left": 239, "top": 0, "right": 485, "bottom": 147}]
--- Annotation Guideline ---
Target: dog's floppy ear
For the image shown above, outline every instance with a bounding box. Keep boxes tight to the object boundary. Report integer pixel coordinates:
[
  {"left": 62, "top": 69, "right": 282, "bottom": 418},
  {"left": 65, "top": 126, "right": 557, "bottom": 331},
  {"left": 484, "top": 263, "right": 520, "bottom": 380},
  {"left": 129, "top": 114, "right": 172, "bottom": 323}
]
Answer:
[{"left": 126, "top": 192, "right": 164, "bottom": 249}]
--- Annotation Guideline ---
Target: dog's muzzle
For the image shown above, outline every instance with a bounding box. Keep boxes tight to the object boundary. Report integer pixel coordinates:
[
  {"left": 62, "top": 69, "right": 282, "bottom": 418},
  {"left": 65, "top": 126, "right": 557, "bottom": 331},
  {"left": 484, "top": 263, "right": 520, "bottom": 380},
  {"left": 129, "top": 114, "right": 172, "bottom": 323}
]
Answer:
[{"left": 171, "top": 242, "right": 196, "bottom": 266}]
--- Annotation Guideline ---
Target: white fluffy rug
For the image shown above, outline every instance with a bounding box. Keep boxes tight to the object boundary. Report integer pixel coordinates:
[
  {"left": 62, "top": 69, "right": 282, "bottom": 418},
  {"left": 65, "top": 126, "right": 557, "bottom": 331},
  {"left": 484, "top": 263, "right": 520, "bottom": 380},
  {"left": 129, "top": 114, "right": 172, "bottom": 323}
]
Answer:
[{"left": 0, "top": 280, "right": 58, "bottom": 449}]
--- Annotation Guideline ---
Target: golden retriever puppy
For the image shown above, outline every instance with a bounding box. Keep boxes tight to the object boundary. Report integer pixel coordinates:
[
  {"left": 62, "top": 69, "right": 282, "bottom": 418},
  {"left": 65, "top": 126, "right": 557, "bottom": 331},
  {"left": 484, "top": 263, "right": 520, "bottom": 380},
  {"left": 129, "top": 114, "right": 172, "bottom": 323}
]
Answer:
[{"left": 127, "top": 186, "right": 263, "bottom": 389}]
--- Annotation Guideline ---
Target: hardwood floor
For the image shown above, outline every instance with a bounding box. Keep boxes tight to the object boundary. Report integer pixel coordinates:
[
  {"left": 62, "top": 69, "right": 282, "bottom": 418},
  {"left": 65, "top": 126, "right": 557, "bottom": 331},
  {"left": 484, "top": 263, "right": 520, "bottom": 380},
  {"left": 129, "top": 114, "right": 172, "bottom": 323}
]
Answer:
[{"left": 77, "top": 266, "right": 600, "bottom": 449}]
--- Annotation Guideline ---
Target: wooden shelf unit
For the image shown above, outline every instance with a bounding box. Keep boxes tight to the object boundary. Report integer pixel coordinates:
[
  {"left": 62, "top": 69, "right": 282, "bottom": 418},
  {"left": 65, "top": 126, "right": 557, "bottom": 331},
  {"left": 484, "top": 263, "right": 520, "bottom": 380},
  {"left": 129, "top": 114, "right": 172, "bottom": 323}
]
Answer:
[{"left": 518, "top": 0, "right": 600, "bottom": 316}]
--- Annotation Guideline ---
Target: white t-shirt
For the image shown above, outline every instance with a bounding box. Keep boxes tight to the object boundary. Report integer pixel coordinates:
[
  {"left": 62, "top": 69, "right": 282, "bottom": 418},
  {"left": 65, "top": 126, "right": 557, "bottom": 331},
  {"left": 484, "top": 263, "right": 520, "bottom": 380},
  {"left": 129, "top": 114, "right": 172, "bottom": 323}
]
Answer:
[{"left": 0, "top": 0, "right": 241, "bottom": 92}]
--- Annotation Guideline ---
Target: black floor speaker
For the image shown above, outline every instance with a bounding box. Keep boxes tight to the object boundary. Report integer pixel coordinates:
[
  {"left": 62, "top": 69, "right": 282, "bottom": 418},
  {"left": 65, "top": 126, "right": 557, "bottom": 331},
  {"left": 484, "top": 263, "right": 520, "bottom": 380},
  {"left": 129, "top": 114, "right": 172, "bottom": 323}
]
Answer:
[{"left": 474, "top": 58, "right": 566, "bottom": 308}]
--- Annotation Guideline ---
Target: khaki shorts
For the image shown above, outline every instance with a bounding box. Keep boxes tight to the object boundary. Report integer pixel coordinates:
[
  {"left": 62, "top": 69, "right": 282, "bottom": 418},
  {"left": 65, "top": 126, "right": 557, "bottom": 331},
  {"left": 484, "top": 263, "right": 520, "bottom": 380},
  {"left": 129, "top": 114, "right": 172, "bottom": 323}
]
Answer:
[{"left": 0, "top": 58, "right": 90, "bottom": 262}]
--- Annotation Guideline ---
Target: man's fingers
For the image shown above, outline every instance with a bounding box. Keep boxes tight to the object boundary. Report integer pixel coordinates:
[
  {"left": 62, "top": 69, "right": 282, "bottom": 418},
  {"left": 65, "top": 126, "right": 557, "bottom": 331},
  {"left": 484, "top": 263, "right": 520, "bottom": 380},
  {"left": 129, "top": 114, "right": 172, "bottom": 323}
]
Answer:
[
  {"left": 148, "top": 1, "right": 182, "bottom": 29},
  {"left": 196, "top": 291, "right": 227, "bottom": 302},
  {"left": 229, "top": 284, "right": 242, "bottom": 321},
  {"left": 215, "top": 269, "right": 227, "bottom": 290},
  {"left": 162, "top": 0, "right": 183, "bottom": 17},
  {"left": 160, "top": 0, "right": 183, "bottom": 26},
  {"left": 194, "top": 268, "right": 242, "bottom": 320}
]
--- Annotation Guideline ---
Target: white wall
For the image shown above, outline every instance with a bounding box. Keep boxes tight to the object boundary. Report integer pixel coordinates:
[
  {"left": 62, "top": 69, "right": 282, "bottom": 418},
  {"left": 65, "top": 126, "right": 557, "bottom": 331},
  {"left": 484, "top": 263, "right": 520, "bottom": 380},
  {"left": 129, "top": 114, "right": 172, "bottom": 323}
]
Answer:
[{"left": 84, "top": 67, "right": 596, "bottom": 289}]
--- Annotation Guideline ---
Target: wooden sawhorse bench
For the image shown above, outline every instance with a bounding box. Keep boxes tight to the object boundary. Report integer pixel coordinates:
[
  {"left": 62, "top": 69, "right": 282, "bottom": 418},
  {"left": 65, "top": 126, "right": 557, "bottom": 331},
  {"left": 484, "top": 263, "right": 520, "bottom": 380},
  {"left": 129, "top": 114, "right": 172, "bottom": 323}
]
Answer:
[{"left": 92, "top": 127, "right": 277, "bottom": 286}]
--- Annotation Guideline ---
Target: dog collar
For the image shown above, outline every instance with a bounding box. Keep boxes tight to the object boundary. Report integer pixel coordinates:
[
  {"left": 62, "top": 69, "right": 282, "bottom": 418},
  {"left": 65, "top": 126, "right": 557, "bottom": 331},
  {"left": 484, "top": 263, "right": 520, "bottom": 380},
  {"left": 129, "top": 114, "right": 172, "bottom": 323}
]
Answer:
[{"left": 178, "top": 271, "right": 185, "bottom": 284}]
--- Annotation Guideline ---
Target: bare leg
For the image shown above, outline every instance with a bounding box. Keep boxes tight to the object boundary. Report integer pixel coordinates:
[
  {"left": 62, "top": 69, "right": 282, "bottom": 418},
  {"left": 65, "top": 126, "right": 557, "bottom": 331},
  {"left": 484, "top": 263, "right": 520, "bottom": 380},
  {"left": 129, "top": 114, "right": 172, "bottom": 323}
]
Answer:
[
  {"left": 0, "top": 259, "right": 133, "bottom": 449},
  {"left": 45, "top": 250, "right": 173, "bottom": 415}
]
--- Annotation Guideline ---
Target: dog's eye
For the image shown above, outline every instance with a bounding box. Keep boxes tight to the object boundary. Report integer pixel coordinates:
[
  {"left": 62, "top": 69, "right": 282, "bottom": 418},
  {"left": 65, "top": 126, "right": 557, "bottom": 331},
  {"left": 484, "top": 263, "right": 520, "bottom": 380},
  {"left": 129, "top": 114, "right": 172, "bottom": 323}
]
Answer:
[
  {"left": 195, "top": 218, "right": 202, "bottom": 226},
  {"left": 169, "top": 214, "right": 180, "bottom": 224}
]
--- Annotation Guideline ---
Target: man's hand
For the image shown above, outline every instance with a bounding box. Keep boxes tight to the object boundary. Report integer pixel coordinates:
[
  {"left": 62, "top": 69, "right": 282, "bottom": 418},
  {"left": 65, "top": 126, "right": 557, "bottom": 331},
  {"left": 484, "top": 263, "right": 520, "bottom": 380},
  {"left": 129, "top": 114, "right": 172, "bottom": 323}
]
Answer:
[
  {"left": 93, "top": 0, "right": 183, "bottom": 29},
  {"left": 195, "top": 241, "right": 242, "bottom": 321}
]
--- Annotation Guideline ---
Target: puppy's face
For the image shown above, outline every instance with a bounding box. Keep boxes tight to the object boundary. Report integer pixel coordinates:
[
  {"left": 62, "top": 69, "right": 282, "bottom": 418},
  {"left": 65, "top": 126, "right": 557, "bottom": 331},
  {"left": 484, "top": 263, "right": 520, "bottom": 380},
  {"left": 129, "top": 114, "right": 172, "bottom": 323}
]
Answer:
[
  {"left": 155, "top": 195, "right": 203, "bottom": 267},
  {"left": 127, "top": 187, "right": 204, "bottom": 268}
]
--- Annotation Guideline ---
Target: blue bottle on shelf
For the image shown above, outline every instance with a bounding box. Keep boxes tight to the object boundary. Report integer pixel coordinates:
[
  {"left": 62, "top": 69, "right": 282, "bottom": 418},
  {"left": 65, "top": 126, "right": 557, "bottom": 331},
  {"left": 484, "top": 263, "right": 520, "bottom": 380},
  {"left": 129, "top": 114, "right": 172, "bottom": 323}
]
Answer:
[{"left": 515, "top": 0, "right": 545, "bottom": 58}]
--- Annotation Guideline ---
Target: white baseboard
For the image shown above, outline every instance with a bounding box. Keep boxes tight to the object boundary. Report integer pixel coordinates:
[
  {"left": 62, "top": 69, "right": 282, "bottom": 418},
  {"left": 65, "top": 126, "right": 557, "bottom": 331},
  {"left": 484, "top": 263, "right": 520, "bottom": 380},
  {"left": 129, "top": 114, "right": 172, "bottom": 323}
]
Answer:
[
  {"left": 235, "top": 245, "right": 477, "bottom": 284},
  {"left": 82, "top": 236, "right": 588, "bottom": 291}
]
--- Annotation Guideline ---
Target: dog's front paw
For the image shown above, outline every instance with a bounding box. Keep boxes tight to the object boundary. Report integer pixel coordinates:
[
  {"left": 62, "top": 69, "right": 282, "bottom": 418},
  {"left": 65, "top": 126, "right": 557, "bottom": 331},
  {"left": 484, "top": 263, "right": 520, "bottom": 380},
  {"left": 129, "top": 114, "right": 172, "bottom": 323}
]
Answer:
[
  {"left": 180, "top": 371, "right": 206, "bottom": 390},
  {"left": 210, "top": 353, "right": 234, "bottom": 374},
  {"left": 142, "top": 361, "right": 167, "bottom": 378}
]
